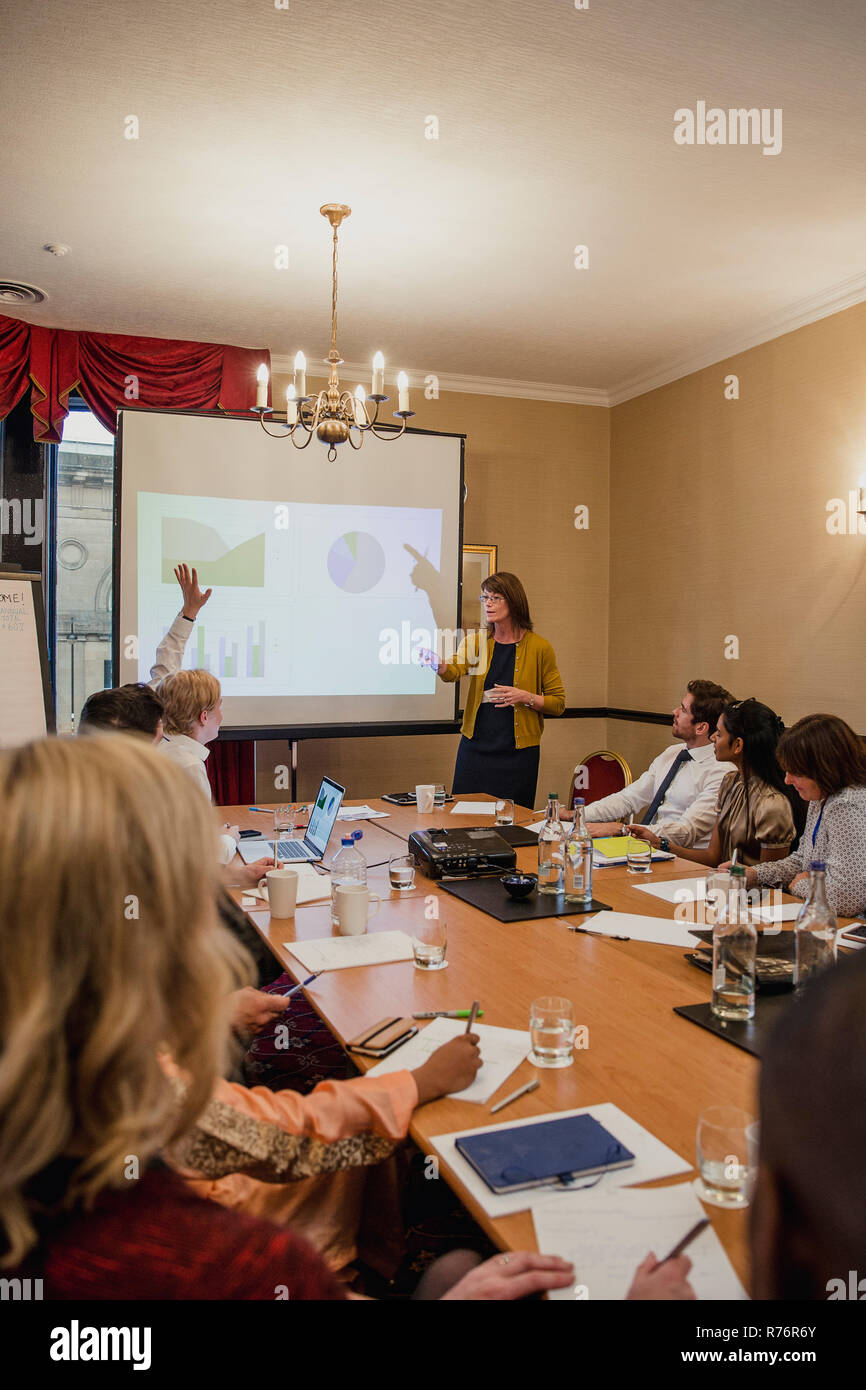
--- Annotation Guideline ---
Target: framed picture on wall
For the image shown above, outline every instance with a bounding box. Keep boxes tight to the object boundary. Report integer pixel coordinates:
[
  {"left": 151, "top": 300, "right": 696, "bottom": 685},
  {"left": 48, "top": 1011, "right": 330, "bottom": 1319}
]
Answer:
[{"left": 461, "top": 544, "right": 498, "bottom": 630}]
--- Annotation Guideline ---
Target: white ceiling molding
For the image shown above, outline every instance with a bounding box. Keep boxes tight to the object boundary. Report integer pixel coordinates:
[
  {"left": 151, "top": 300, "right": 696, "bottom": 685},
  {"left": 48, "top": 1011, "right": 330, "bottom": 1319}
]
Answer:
[
  {"left": 608, "top": 270, "right": 866, "bottom": 406},
  {"left": 269, "top": 356, "right": 610, "bottom": 407}
]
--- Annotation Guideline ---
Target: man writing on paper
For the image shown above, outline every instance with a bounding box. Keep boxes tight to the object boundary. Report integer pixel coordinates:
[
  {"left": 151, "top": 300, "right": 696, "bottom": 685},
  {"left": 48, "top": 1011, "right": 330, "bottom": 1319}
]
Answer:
[{"left": 583, "top": 681, "right": 735, "bottom": 850}]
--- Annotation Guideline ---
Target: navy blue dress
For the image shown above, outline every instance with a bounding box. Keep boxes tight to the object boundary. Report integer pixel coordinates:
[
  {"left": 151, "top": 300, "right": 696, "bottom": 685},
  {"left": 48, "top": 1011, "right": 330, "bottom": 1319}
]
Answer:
[{"left": 451, "top": 641, "right": 540, "bottom": 808}]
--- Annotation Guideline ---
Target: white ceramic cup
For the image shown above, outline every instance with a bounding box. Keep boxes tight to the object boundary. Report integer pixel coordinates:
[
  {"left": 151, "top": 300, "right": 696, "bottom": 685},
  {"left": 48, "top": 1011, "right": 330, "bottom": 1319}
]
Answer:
[
  {"left": 259, "top": 868, "right": 299, "bottom": 919},
  {"left": 334, "top": 883, "right": 381, "bottom": 935},
  {"left": 416, "top": 783, "right": 435, "bottom": 813}
]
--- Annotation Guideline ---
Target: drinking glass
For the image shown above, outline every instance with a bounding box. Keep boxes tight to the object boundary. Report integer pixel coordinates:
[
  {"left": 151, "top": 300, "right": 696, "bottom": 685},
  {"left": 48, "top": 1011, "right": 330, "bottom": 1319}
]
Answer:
[
  {"left": 695, "top": 1105, "right": 759, "bottom": 1208},
  {"left": 495, "top": 798, "right": 514, "bottom": 826},
  {"left": 274, "top": 805, "right": 295, "bottom": 837},
  {"left": 434, "top": 784, "right": 447, "bottom": 811},
  {"left": 529, "top": 995, "right": 575, "bottom": 1069},
  {"left": 412, "top": 919, "right": 448, "bottom": 970},
  {"left": 625, "top": 835, "right": 652, "bottom": 874},
  {"left": 389, "top": 853, "right": 416, "bottom": 892}
]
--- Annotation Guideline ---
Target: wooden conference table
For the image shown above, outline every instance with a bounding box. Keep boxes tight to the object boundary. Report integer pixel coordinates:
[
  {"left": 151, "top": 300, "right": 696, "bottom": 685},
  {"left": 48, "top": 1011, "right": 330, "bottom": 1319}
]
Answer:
[{"left": 225, "top": 793, "right": 787, "bottom": 1292}]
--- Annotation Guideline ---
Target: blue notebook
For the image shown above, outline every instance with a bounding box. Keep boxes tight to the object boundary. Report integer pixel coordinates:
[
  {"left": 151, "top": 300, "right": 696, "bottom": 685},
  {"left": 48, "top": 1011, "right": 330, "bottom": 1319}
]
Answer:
[{"left": 455, "top": 1114, "right": 635, "bottom": 1195}]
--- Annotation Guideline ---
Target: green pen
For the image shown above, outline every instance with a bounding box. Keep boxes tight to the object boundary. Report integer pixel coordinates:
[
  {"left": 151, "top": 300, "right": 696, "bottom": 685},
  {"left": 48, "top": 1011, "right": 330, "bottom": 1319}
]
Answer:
[{"left": 412, "top": 1009, "right": 485, "bottom": 1020}]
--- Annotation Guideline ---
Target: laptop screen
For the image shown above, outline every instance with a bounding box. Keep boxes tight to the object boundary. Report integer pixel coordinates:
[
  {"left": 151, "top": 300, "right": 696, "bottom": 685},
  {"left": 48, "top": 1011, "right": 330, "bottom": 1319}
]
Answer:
[{"left": 305, "top": 776, "right": 346, "bottom": 856}]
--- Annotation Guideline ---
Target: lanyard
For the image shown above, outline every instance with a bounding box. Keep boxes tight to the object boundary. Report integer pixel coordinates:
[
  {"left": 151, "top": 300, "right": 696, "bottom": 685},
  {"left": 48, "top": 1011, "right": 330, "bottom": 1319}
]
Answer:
[{"left": 811, "top": 800, "right": 825, "bottom": 847}]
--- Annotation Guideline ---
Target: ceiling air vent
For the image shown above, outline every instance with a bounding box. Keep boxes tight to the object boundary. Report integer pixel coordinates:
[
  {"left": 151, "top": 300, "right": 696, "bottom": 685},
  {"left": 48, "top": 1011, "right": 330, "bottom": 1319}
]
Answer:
[{"left": 0, "top": 282, "right": 47, "bottom": 305}]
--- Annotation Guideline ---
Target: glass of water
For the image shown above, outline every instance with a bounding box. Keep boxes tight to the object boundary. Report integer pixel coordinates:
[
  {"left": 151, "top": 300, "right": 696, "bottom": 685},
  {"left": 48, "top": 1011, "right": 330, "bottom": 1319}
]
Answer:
[
  {"left": 696, "top": 1105, "right": 759, "bottom": 1208},
  {"left": 412, "top": 919, "right": 448, "bottom": 970},
  {"left": 625, "top": 835, "right": 652, "bottom": 874},
  {"left": 434, "top": 784, "right": 447, "bottom": 811},
  {"left": 495, "top": 798, "right": 514, "bottom": 826},
  {"left": 389, "top": 853, "right": 416, "bottom": 892},
  {"left": 529, "top": 995, "right": 575, "bottom": 1069},
  {"left": 274, "top": 805, "right": 295, "bottom": 838}
]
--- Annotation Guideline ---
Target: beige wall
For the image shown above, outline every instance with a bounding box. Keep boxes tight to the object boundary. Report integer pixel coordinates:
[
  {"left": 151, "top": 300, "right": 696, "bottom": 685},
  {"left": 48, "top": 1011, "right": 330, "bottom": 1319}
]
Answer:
[
  {"left": 609, "top": 300, "right": 866, "bottom": 735},
  {"left": 255, "top": 375, "right": 610, "bottom": 804},
  {"left": 253, "top": 294, "right": 866, "bottom": 805}
]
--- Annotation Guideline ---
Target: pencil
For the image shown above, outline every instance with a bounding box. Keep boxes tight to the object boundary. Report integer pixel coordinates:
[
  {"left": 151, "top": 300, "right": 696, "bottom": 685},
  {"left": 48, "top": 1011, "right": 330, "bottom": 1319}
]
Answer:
[{"left": 659, "top": 1217, "right": 710, "bottom": 1263}]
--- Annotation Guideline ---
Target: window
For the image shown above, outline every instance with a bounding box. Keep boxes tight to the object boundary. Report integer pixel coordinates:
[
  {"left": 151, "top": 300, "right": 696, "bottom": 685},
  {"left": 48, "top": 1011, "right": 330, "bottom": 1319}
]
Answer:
[{"left": 54, "top": 409, "right": 114, "bottom": 733}]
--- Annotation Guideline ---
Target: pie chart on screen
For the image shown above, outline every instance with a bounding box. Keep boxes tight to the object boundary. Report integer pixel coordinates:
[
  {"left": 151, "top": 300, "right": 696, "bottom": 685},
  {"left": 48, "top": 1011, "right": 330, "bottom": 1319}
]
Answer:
[{"left": 327, "top": 531, "right": 386, "bottom": 593}]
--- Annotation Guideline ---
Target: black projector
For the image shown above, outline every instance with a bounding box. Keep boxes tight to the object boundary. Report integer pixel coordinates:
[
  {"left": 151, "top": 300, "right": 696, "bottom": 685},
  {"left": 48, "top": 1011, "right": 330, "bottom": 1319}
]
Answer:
[{"left": 408, "top": 827, "right": 517, "bottom": 880}]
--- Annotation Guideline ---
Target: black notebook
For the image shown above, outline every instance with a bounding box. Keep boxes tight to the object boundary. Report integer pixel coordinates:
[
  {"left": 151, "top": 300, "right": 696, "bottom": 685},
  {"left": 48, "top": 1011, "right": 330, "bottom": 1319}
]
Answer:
[{"left": 455, "top": 1113, "right": 635, "bottom": 1195}]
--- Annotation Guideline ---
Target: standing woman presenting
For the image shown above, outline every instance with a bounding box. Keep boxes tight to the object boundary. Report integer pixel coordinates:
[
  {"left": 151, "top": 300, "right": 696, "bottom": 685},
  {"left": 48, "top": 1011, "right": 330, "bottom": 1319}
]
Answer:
[{"left": 420, "top": 572, "right": 565, "bottom": 808}]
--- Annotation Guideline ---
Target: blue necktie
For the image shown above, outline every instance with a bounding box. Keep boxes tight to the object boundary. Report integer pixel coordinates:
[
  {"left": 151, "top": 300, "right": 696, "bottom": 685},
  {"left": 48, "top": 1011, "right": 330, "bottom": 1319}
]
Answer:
[{"left": 641, "top": 749, "right": 692, "bottom": 826}]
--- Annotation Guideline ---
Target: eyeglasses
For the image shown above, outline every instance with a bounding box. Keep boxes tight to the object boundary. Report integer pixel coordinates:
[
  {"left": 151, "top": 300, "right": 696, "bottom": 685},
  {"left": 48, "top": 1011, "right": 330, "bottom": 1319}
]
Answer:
[{"left": 479, "top": 593, "right": 503, "bottom": 604}]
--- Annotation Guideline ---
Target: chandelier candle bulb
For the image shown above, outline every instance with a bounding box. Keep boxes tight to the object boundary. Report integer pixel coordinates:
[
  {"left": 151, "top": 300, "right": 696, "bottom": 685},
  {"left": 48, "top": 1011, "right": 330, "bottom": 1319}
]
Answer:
[
  {"left": 255, "top": 363, "right": 269, "bottom": 408},
  {"left": 353, "top": 385, "right": 367, "bottom": 425},
  {"left": 293, "top": 351, "right": 307, "bottom": 400},
  {"left": 372, "top": 351, "right": 384, "bottom": 397},
  {"left": 285, "top": 388, "right": 297, "bottom": 426},
  {"left": 397, "top": 371, "right": 409, "bottom": 413}
]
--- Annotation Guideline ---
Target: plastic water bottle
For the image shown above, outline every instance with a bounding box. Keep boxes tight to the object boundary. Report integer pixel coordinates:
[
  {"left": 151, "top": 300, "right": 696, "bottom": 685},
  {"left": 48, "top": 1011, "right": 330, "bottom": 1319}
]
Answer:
[
  {"left": 330, "top": 832, "right": 366, "bottom": 926},
  {"left": 794, "top": 860, "right": 837, "bottom": 992},
  {"left": 564, "top": 798, "right": 593, "bottom": 907},
  {"left": 537, "top": 793, "right": 565, "bottom": 895},
  {"left": 711, "top": 864, "right": 757, "bottom": 1021}
]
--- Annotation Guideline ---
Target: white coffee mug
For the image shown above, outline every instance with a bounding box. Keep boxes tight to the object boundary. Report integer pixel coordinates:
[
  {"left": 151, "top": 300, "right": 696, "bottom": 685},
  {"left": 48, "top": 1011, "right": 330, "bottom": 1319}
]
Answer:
[
  {"left": 334, "top": 883, "right": 381, "bottom": 936},
  {"left": 416, "top": 783, "right": 435, "bottom": 813},
  {"left": 259, "top": 868, "right": 299, "bottom": 919}
]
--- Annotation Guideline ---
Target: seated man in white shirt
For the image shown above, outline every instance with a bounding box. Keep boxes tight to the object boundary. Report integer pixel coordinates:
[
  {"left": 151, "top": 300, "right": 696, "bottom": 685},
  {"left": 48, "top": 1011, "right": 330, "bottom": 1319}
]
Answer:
[{"left": 584, "top": 680, "right": 735, "bottom": 851}]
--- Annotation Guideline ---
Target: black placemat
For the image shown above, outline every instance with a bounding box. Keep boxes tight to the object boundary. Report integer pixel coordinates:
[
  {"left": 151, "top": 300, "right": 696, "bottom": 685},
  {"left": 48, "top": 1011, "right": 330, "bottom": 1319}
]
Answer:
[
  {"left": 439, "top": 876, "right": 611, "bottom": 923},
  {"left": 489, "top": 824, "right": 539, "bottom": 847},
  {"left": 673, "top": 994, "right": 795, "bottom": 1059}
]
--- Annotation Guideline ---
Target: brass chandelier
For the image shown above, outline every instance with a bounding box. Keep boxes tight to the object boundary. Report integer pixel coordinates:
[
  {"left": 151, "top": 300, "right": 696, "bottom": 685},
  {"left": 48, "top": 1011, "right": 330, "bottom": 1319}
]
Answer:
[{"left": 253, "top": 204, "right": 414, "bottom": 461}]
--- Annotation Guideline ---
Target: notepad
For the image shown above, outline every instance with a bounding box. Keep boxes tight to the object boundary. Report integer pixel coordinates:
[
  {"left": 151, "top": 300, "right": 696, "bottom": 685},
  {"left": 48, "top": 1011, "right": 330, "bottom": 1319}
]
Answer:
[
  {"left": 592, "top": 836, "right": 676, "bottom": 866},
  {"left": 365, "top": 1017, "right": 531, "bottom": 1104},
  {"left": 284, "top": 931, "right": 415, "bottom": 973},
  {"left": 456, "top": 1113, "right": 635, "bottom": 1194},
  {"left": 532, "top": 1183, "right": 748, "bottom": 1300},
  {"left": 450, "top": 800, "right": 497, "bottom": 816}
]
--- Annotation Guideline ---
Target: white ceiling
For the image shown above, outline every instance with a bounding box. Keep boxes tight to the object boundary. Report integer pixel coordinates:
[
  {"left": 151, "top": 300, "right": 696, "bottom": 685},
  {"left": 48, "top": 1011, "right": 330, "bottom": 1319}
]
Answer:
[{"left": 2, "top": 0, "right": 866, "bottom": 403}]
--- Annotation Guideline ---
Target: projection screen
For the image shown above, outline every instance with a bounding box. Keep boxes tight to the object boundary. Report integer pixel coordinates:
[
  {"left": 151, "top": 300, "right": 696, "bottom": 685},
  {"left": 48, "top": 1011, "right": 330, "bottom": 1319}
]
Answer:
[{"left": 115, "top": 409, "right": 464, "bottom": 735}]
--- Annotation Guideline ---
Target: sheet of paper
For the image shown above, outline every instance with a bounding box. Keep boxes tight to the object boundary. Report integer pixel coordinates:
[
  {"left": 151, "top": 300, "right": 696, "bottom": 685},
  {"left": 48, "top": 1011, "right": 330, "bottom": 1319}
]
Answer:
[
  {"left": 635, "top": 876, "right": 801, "bottom": 925},
  {"left": 750, "top": 900, "right": 801, "bottom": 923},
  {"left": 577, "top": 911, "right": 701, "bottom": 948},
  {"left": 527, "top": 818, "right": 573, "bottom": 834},
  {"left": 337, "top": 805, "right": 390, "bottom": 820},
  {"left": 635, "top": 876, "right": 709, "bottom": 905},
  {"left": 430, "top": 1102, "right": 692, "bottom": 1218},
  {"left": 284, "top": 930, "right": 414, "bottom": 973},
  {"left": 450, "top": 800, "right": 496, "bottom": 816},
  {"left": 366, "top": 1017, "right": 531, "bottom": 1104},
  {"left": 532, "top": 1183, "right": 748, "bottom": 1301}
]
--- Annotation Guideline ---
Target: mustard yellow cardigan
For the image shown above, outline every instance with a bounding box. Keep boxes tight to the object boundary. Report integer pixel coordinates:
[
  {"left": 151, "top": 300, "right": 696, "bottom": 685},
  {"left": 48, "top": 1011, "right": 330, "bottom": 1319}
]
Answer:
[{"left": 438, "top": 630, "right": 566, "bottom": 749}]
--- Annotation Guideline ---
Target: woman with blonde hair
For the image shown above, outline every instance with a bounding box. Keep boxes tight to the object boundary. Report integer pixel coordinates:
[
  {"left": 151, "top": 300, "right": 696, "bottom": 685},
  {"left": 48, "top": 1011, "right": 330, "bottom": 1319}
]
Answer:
[
  {"left": 0, "top": 735, "right": 343, "bottom": 1298},
  {"left": 0, "top": 736, "right": 593, "bottom": 1301}
]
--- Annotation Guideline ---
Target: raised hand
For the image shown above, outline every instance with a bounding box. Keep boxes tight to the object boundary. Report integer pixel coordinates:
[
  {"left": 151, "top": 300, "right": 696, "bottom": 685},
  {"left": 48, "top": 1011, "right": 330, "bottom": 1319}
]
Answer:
[{"left": 174, "top": 563, "right": 213, "bottom": 619}]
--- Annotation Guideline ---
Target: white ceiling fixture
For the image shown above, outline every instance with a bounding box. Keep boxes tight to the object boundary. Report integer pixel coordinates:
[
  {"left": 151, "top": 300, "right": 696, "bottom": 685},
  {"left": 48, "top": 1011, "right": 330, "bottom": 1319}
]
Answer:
[{"left": 256, "top": 205, "right": 414, "bottom": 461}]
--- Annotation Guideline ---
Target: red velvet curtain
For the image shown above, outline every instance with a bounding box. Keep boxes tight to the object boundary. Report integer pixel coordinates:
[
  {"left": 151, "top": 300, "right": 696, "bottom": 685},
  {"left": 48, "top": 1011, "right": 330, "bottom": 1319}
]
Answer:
[
  {"left": 0, "top": 312, "right": 268, "bottom": 441},
  {"left": 206, "top": 739, "right": 256, "bottom": 807},
  {"left": 0, "top": 313, "right": 269, "bottom": 783}
]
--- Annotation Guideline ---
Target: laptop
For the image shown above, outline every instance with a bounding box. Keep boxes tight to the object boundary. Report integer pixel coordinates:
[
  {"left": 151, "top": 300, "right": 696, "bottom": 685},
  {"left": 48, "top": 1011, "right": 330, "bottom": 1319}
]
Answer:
[{"left": 236, "top": 775, "right": 346, "bottom": 864}]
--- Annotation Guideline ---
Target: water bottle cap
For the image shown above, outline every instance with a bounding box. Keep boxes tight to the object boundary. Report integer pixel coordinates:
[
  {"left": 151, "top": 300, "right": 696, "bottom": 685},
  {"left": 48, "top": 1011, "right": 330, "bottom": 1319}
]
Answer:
[
  {"left": 730, "top": 864, "right": 746, "bottom": 878},
  {"left": 809, "top": 860, "right": 826, "bottom": 872},
  {"left": 574, "top": 797, "right": 585, "bottom": 806},
  {"left": 548, "top": 791, "right": 558, "bottom": 799},
  {"left": 341, "top": 837, "right": 354, "bottom": 846},
  {"left": 351, "top": 830, "right": 363, "bottom": 841}
]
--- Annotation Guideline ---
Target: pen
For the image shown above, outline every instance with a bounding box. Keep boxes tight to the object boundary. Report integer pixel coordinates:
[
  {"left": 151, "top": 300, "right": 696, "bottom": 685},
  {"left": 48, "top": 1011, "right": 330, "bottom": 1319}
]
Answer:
[
  {"left": 413, "top": 1009, "right": 485, "bottom": 1020},
  {"left": 659, "top": 1217, "right": 710, "bottom": 1264},
  {"left": 276, "top": 972, "right": 321, "bottom": 997},
  {"left": 465, "top": 1000, "right": 480, "bottom": 1034},
  {"left": 490, "top": 1078, "right": 540, "bottom": 1114}
]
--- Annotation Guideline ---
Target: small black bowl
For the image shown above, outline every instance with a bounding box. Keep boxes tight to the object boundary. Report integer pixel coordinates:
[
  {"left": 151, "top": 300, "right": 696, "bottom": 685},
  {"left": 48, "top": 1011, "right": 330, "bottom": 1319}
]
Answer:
[{"left": 500, "top": 872, "right": 537, "bottom": 900}]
